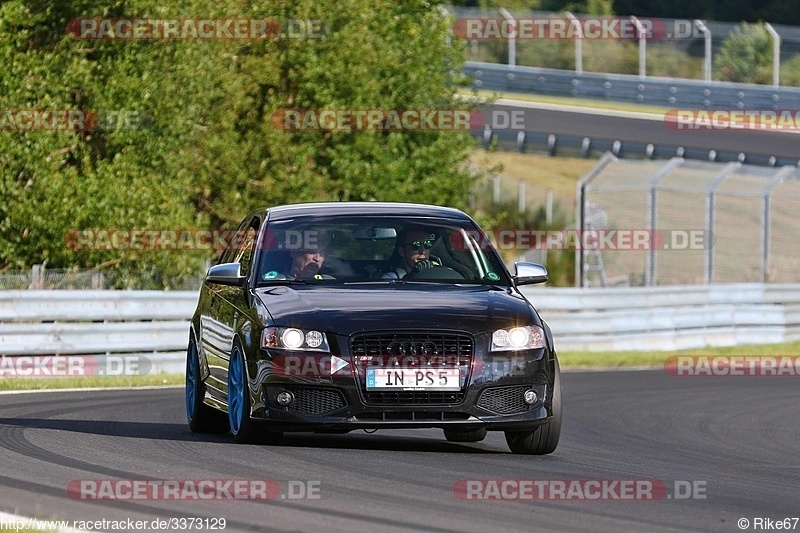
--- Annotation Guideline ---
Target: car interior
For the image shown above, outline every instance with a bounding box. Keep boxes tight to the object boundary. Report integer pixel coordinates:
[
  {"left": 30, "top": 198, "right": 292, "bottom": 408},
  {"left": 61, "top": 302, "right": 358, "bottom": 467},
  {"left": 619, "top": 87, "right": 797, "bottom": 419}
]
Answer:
[{"left": 256, "top": 224, "right": 495, "bottom": 283}]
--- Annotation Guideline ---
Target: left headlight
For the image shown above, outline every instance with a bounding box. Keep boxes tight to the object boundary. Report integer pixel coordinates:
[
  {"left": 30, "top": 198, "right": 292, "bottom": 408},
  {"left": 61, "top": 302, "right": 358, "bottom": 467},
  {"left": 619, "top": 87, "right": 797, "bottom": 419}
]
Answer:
[
  {"left": 491, "top": 325, "right": 545, "bottom": 351},
  {"left": 261, "top": 327, "right": 330, "bottom": 352}
]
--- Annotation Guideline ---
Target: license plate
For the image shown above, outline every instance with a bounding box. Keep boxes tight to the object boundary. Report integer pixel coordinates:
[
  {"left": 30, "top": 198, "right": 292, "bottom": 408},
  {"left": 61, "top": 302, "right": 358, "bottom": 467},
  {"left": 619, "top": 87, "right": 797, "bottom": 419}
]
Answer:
[{"left": 366, "top": 368, "right": 460, "bottom": 391}]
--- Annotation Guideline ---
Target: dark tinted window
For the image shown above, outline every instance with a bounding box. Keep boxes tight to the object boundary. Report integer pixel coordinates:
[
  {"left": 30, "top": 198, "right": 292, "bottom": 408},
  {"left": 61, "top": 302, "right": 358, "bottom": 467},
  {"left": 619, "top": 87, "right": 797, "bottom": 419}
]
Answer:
[{"left": 256, "top": 215, "right": 510, "bottom": 285}]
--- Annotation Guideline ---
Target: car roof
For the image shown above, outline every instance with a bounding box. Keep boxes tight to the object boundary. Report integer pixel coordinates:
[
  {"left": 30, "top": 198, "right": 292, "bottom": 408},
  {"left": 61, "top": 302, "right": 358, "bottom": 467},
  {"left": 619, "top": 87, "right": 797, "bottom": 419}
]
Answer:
[{"left": 259, "top": 202, "right": 471, "bottom": 221}]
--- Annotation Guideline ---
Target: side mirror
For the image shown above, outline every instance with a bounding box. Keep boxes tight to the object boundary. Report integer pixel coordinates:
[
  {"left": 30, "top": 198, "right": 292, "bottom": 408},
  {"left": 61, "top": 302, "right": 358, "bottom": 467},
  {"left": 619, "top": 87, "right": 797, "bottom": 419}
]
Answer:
[
  {"left": 513, "top": 262, "right": 548, "bottom": 286},
  {"left": 206, "top": 262, "right": 245, "bottom": 286}
]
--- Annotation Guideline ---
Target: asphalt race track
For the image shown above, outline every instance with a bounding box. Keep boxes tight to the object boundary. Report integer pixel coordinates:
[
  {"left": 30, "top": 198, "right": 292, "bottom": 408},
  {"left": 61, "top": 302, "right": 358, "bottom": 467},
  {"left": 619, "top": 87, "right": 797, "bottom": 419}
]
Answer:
[
  {"left": 0, "top": 371, "right": 797, "bottom": 532},
  {"left": 493, "top": 102, "right": 800, "bottom": 161}
]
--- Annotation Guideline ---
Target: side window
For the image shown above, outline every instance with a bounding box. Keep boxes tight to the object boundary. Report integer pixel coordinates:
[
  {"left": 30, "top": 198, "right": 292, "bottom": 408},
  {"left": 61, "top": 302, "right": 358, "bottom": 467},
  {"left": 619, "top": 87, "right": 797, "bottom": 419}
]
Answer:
[
  {"left": 235, "top": 225, "right": 258, "bottom": 277},
  {"left": 218, "top": 219, "right": 249, "bottom": 266}
]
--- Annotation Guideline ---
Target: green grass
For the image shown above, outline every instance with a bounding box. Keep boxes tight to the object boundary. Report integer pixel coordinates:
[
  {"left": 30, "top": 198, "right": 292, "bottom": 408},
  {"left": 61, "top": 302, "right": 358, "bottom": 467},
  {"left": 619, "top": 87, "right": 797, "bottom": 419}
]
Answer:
[
  {"left": 470, "top": 149, "right": 592, "bottom": 209},
  {"left": 560, "top": 341, "right": 800, "bottom": 368},
  {"left": 1, "top": 343, "right": 797, "bottom": 392},
  {"left": 461, "top": 89, "right": 672, "bottom": 115},
  {"left": 0, "top": 374, "right": 183, "bottom": 391}
]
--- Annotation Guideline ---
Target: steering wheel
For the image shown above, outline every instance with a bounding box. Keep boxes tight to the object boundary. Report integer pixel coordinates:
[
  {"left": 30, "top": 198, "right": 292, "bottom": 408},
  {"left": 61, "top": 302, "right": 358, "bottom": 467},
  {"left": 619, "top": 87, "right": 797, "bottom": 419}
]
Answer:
[{"left": 405, "top": 265, "right": 465, "bottom": 281}]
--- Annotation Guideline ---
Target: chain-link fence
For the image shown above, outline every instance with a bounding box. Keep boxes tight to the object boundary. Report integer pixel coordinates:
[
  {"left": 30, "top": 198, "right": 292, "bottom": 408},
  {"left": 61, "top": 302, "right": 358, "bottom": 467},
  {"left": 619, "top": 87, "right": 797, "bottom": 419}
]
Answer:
[
  {"left": 577, "top": 153, "right": 800, "bottom": 287},
  {"left": 0, "top": 265, "right": 206, "bottom": 291}
]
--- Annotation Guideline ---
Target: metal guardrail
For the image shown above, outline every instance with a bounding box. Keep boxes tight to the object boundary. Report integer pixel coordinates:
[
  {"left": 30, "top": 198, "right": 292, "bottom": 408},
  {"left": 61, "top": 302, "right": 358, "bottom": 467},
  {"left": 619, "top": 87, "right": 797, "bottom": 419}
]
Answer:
[
  {"left": 467, "top": 62, "right": 800, "bottom": 167},
  {"left": 466, "top": 61, "right": 800, "bottom": 110},
  {"left": 0, "top": 291, "right": 197, "bottom": 374},
  {"left": 2, "top": 288, "right": 799, "bottom": 366},
  {"left": 450, "top": 7, "right": 800, "bottom": 87},
  {"left": 521, "top": 283, "right": 800, "bottom": 351},
  {"left": 479, "top": 129, "right": 800, "bottom": 167},
  {"left": 0, "top": 290, "right": 197, "bottom": 322},
  {"left": 525, "top": 282, "right": 800, "bottom": 309}
]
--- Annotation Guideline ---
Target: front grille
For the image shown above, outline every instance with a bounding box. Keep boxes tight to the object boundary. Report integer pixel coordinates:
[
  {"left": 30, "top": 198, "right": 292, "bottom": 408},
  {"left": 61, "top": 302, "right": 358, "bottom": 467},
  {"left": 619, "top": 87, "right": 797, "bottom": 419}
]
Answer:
[
  {"left": 477, "top": 386, "right": 531, "bottom": 415},
  {"left": 356, "top": 412, "right": 471, "bottom": 421},
  {"left": 351, "top": 331, "right": 473, "bottom": 405},
  {"left": 284, "top": 387, "right": 347, "bottom": 415},
  {"left": 362, "top": 391, "right": 462, "bottom": 405}
]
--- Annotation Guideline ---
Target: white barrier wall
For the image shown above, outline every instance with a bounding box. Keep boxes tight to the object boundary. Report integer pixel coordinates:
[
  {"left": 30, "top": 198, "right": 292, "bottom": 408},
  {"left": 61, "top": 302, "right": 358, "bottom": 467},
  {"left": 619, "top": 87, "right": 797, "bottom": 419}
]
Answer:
[
  {"left": 521, "top": 284, "right": 800, "bottom": 351},
  {"left": 0, "top": 291, "right": 197, "bottom": 374},
  {"left": 1, "top": 285, "right": 799, "bottom": 370}
]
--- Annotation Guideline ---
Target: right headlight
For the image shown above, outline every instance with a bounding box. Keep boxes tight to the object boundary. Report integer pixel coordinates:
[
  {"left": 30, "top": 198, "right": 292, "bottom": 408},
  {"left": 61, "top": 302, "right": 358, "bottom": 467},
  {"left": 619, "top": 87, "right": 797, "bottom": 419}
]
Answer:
[
  {"left": 261, "top": 327, "right": 330, "bottom": 352},
  {"left": 491, "top": 325, "right": 545, "bottom": 352}
]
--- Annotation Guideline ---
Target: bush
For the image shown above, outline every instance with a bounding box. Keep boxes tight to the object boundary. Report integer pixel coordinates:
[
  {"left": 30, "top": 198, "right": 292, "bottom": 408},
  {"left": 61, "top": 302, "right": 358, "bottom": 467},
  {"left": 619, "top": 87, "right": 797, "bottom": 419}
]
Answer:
[
  {"left": 472, "top": 192, "right": 575, "bottom": 287},
  {"left": 715, "top": 22, "right": 773, "bottom": 84},
  {"left": 779, "top": 54, "right": 800, "bottom": 87},
  {"left": 648, "top": 44, "right": 704, "bottom": 79}
]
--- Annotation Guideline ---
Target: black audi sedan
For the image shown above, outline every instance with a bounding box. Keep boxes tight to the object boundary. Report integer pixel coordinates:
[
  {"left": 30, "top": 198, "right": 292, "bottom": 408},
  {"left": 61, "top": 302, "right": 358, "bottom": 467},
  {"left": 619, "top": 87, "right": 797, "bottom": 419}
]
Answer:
[{"left": 186, "top": 202, "right": 561, "bottom": 454}]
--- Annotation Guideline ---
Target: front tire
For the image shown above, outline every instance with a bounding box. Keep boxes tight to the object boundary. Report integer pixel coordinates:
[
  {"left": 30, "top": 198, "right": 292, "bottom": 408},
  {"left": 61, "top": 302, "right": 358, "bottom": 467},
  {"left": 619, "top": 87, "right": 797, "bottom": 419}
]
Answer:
[
  {"left": 186, "top": 340, "right": 229, "bottom": 434},
  {"left": 227, "top": 344, "right": 258, "bottom": 444},
  {"left": 505, "top": 360, "right": 562, "bottom": 455}
]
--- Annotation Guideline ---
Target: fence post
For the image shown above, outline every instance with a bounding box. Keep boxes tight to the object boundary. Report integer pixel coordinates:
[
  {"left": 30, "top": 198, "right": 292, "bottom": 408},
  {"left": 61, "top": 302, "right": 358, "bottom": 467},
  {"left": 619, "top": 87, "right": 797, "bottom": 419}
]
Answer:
[
  {"left": 499, "top": 8, "right": 516, "bottom": 68},
  {"left": 646, "top": 158, "right": 684, "bottom": 286},
  {"left": 565, "top": 12, "right": 583, "bottom": 74},
  {"left": 576, "top": 152, "right": 617, "bottom": 287},
  {"left": 543, "top": 189, "right": 553, "bottom": 268},
  {"left": 694, "top": 20, "right": 712, "bottom": 82},
  {"left": 469, "top": 162, "right": 477, "bottom": 209},
  {"left": 631, "top": 16, "right": 647, "bottom": 79},
  {"left": 765, "top": 23, "right": 781, "bottom": 87},
  {"left": 91, "top": 270, "right": 104, "bottom": 289},
  {"left": 518, "top": 181, "right": 526, "bottom": 213},
  {"left": 30, "top": 264, "right": 43, "bottom": 290}
]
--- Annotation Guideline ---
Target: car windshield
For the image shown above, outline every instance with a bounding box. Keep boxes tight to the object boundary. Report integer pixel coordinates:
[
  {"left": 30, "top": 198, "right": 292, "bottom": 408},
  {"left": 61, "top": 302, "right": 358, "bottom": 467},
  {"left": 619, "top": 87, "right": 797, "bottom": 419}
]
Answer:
[{"left": 255, "top": 215, "right": 511, "bottom": 286}]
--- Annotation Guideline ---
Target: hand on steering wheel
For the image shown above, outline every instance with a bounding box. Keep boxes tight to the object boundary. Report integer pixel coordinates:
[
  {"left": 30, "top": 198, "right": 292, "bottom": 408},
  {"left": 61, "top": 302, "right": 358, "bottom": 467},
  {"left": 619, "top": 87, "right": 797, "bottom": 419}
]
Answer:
[{"left": 412, "top": 259, "right": 439, "bottom": 273}]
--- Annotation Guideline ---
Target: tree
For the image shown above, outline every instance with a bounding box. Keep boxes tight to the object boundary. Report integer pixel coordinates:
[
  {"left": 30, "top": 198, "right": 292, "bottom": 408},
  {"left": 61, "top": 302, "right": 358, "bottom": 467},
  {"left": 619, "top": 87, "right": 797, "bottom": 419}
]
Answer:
[{"left": 0, "top": 0, "right": 481, "bottom": 287}]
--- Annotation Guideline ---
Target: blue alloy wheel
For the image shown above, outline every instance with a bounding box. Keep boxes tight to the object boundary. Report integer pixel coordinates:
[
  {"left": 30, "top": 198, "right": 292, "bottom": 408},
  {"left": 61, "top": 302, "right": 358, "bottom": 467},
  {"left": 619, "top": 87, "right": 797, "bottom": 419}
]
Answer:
[{"left": 228, "top": 346, "right": 245, "bottom": 435}]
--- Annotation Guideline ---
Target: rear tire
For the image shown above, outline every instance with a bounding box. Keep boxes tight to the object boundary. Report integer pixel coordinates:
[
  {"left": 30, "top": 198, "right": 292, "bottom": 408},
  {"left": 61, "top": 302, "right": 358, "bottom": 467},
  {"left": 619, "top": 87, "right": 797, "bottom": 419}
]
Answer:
[
  {"left": 186, "top": 340, "right": 229, "bottom": 434},
  {"left": 443, "top": 428, "right": 487, "bottom": 443},
  {"left": 505, "top": 360, "right": 562, "bottom": 455}
]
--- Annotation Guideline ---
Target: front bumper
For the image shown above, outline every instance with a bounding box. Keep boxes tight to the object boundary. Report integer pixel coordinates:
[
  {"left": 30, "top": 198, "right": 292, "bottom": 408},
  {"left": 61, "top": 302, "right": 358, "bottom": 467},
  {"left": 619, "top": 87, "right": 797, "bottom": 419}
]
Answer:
[{"left": 244, "top": 339, "right": 558, "bottom": 433}]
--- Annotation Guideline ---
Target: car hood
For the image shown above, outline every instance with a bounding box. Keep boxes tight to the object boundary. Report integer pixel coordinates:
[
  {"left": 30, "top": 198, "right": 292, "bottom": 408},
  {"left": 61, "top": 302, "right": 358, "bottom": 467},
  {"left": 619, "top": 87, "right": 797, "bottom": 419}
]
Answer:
[{"left": 254, "top": 285, "right": 536, "bottom": 336}]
